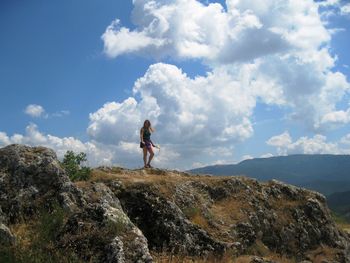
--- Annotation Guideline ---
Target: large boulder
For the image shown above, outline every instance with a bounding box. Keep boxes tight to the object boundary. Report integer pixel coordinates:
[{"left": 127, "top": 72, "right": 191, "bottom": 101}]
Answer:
[{"left": 0, "top": 144, "right": 85, "bottom": 224}]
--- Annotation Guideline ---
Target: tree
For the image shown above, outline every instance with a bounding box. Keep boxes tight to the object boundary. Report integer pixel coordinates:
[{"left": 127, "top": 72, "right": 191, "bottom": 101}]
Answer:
[{"left": 61, "top": 151, "right": 91, "bottom": 181}]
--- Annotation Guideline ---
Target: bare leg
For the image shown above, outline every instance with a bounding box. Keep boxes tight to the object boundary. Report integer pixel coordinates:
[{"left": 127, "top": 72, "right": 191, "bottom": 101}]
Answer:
[
  {"left": 143, "top": 147, "right": 148, "bottom": 168},
  {"left": 147, "top": 147, "right": 154, "bottom": 167}
]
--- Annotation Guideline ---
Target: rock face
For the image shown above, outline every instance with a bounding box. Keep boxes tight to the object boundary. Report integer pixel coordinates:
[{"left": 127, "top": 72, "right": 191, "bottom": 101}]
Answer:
[
  {"left": 0, "top": 144, "right": 349, "bottom": 263},
  {"left": 0, "top": 144, "right": 152, "bottom": 262},
  {"left": 117, "top": 183, "right": 227, "bottom": 256}
]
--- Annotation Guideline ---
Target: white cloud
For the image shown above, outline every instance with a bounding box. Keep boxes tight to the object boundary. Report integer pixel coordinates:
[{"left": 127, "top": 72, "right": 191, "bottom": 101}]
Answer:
[
  {"left": 52, "top": 110, "right": 70, "bottom": 118},
  {"left": 241, "top": 154, "right": 253, "bottom": 161},
  {"left": 102, "top": 19, "right": 166, "bottom": 58},
  {"left": 87, "top": 63, "right": 257, "bottom": 167},
  {"left": 25, "top": 104, "right": 46, "bottom": 118},
  {"left": 321, "top": 108, "right": 350, "bottom": 126},
  {"left": 0, "top": 123, "right": 114, "bottom": 166},
  {"left": 101, "top": 0, "right": 350, "bottom": 133},
  {"left": 24, "top": 104, "right": 70, "bottom": 119},
  {"left": 260, "top": 153, "right": 274, "bottom": 158},
  {"left": 267, "top": 131, "right": 292, "bottom": 149},
  {"left": 0, "top": 132, "right": 11, "bottom": 146},
  {"left": 102, "top": 0, "right": 331, "bottom": 63},
  {"left": 94, "top": 0, "right": 350, "bottom": 167},
  {"left": 5, "top": 0, "right": 349, "bottom": 170},
  {"left": 340, "top": 3, "right": 350, "bottom": 16},
  {"left": 267, "top": 131, "right": 350, "bottom": 155},
  {"left": 0, "top": 123, "right": 182, "bottom": 169},
  {"left": 340, "top": 134, "right": 350, "bottom": 145}
]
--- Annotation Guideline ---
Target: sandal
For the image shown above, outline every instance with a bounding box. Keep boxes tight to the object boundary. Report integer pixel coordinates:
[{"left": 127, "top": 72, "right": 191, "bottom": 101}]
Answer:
[{"left": 147, "top": 164, "right": 153, "bottom": 168}]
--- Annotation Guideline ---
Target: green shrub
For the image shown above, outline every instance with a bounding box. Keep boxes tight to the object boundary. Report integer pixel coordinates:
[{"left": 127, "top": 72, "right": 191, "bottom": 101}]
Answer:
[{"left": 61, "top": 151, "right": 91, "bottom": 181}]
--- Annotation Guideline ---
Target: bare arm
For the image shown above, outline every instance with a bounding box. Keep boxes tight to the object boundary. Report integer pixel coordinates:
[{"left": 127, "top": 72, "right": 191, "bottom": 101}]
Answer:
[{"left": 140, "top": 128, "right": 144, "bottom": 143}]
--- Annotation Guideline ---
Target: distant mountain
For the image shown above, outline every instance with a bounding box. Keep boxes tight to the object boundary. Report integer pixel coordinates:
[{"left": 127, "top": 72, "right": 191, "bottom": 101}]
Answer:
[
  {"left": 327, "top": 190, "right": 350, "bottom": 221},
  {"left": 189, "top": 154, "right": 350, "bottom": 195}
]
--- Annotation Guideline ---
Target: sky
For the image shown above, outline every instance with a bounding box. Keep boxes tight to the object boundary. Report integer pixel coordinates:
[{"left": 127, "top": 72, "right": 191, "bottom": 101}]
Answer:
[{"left": 0, "top": 0, "right": 350, "bottom": 169}]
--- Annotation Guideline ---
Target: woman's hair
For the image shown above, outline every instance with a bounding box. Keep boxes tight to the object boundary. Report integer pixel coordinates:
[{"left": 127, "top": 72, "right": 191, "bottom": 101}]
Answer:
[{"left": 143, "top": 120, "right": 154, "bottom": 132}]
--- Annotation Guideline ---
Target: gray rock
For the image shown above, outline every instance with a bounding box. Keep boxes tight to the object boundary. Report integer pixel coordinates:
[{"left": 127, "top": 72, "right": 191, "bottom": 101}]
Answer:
[
  {"left": 0, "top": 223, "right": 15, "bottom": 245},
  {"left": 117, "top": 184, "right": 226, "bottom": 256}
]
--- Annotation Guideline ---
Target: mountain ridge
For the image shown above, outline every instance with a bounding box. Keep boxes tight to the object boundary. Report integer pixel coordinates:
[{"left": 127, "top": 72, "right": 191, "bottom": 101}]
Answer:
[{"left": 188, "top": 154, "right": 350, "bottom": 195}]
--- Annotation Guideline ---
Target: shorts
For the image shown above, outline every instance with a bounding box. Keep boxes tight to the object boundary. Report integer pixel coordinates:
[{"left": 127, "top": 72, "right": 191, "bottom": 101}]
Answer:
[{"left": 144, "top": 140, "right": 152, "bottom": 150}]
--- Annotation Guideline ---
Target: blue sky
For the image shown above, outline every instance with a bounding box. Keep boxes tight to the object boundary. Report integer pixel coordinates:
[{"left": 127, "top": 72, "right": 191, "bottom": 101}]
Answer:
[{"left": 0, "top": 0, "right": 350, "bottom": 169}]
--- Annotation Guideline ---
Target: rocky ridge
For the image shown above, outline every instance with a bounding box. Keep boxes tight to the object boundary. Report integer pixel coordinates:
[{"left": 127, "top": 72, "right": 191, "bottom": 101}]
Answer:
[{"left": 0, "top": 144, "right": 349, "bottom": 262}]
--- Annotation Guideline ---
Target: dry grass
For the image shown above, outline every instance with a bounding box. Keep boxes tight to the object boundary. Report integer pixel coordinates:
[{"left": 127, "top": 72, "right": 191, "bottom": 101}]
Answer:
[
  {"left": 10, "top": 221, "right": 35, "bottom": 249},
  {"left": 269, "top": 199, "right": 303, "bottom": 228},
  {"left": 151, "top": 249, "right": 235, "bottom": 263},
  {"left": 152, "top": 252, "right": 296, "bottom": 263},
  {"left": 234, "top": 253, "right": 296, "bottom": 263},
  {"left": 305, "top": 245, "right": 341, "bottom": 263}
]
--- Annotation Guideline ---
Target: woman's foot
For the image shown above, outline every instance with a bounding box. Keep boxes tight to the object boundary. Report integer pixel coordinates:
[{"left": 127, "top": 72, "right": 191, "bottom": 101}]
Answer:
[{"left": 147, "top": 164, "right": 153, "bottom": 168}]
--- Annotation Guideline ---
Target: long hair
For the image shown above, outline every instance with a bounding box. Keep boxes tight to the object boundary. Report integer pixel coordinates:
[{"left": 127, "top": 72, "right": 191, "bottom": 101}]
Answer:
[{"left": 143, "top": 119, "right": 154, "bottom": 132}]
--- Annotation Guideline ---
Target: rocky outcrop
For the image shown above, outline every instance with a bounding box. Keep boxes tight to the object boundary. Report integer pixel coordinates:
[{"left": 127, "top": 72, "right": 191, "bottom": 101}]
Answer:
[
  {"left": 116, "top": 183, "right": 227, "bottom": 256},
  {"left": 0, "top": 144, "right": 152, "bottom": 262},
  {"left": 0, "top": 144, "right": 349, "bottom": 263},
  {"left": 0, "top": 144, "right": 85, "bottom": 224},
  {"left": 0, "top": 223, "right": 15, "bottom": 245}
]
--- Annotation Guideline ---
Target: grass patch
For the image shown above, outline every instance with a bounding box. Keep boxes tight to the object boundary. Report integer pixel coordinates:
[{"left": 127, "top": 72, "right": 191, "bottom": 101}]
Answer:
[{"left": 0, "top": 203, "right": 82, "bottom": 263}]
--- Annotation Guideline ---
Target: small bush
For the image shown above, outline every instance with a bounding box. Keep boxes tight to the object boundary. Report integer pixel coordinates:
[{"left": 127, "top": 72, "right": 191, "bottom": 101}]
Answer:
[{"left": 61, "top": 151, "right": 91, "bottom": 181}]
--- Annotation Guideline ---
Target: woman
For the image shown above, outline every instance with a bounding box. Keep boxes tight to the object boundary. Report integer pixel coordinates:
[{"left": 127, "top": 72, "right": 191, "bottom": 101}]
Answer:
[{"left": 140, "top": 120, "right": 155, "bottom": 168}]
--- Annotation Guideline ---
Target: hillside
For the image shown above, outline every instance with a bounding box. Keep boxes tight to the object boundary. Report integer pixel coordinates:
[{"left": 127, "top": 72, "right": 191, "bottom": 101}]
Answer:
[
  {"left": 0, "top": 145, "right": 350, "bottom": 262},
  {"left": 189, "top": 154, "right": 350, "bottom": 195},
  {"left": 328, "top": 190, "right": 350, "bottom": 221}
]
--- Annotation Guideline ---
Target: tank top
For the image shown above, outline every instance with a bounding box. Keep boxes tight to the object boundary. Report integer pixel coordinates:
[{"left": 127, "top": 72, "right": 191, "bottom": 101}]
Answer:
[{"left": 143, "top": 128, "right": 151, "bottom": 141}]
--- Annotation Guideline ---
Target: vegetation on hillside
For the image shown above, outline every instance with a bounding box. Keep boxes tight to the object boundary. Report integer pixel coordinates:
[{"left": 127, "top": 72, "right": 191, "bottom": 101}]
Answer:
[{"left": 60, "top": 151, "right": 91, "bottom": 181}]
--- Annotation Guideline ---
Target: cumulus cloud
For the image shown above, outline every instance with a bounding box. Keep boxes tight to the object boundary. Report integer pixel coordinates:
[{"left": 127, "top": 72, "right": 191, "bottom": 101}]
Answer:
[
  {"left": 0, "top": 123, "right": 113, "bottom": 166},
  {"left": 260, "top": 153, "right": 274, "bottom": 158},
  {"left": 87, "top": 63, "right": 258, "bottom": 167},
  {"left": 267, "top": 131, "right": 350, "bottom": 155},
  {"left": 0, "top": 123, "right": 182, "bottom": 168},
  {"left": 321, "top": 108, "right": 350, "bottom": 126},
  {"left": 102, "top": 0, "right": 332, "bottom": 63},
  {"left": 25, "top": 104, "right": 46, "bottom": 118},
  {"left": 101, "top": 0, "right": 350, "bottom": 132},
  {"left": 266, "top": 131, "right": 292, "bottom": 150},
  {"left": 24, "top": 104, "right": 70, "bottom": 119},
  {"left": 340, "top": 3, "right": 350, "bottom": 16},
  {"left": 340, "top": 133, "right": 350, "bottom": 145}
]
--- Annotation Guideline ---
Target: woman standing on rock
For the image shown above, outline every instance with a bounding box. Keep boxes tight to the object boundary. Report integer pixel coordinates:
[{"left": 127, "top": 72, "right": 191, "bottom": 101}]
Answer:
[{"left": 140, "top": 120, "right": 155, "bottom": 168}]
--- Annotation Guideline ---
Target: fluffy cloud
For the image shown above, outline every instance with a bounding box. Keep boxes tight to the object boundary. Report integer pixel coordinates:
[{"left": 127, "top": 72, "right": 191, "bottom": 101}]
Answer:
[
  {"left": 266, "top": 131, "right": 292, "bottom": 150},
  {"left": 102, "top": 0, "right": 350, "bottom": 132},
  {"left": 0, "top": 123, "right": 182, "bottom": 169},
  {"left": 24, "top": 104, "right": 70, "bottom": 119},
  {"left": 102, "top": 0, "right": 331, "bottom": 63},
  {"left": 0, "top": 123, "right": 113, "bottom": 166},
  {"left": 321, "top": 108, "right": 350, "bottom": 126},
  {"left": 8, "top": 0, "right": 349, "bottom": 169},
  {"left": 267, "top": 131, "right": 350, "bottom": 155},
  {"left": 340, "top": 133, "right": 350, "bottom": 145},
  {"left": 340, "top": 3, "right": 350, "bottom": 16},
  {"left": 87, "top": 63, "right": 257, "bottom": 166},
  {"left": 25, "top": 104, "right": 46, "bottom": 118}
]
